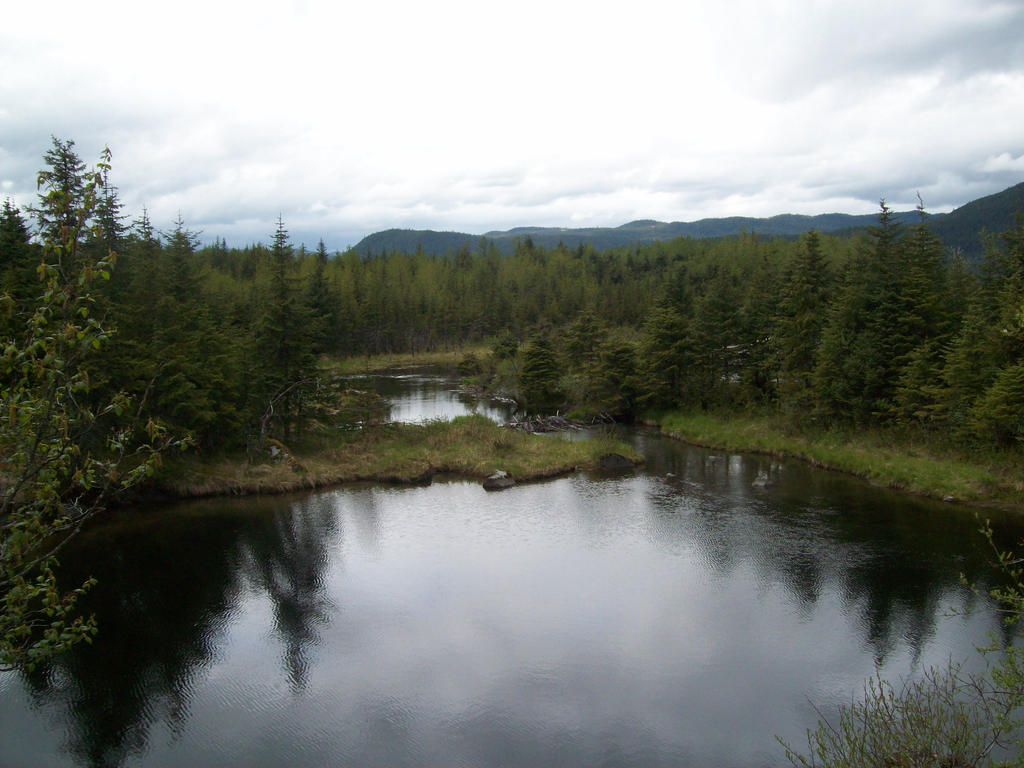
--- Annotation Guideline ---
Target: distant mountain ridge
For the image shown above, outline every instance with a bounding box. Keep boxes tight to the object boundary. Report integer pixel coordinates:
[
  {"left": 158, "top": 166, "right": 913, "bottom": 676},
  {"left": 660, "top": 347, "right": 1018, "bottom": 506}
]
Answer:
[{"left": 353, "top": 181, "right": 1024, "bottom": 257}]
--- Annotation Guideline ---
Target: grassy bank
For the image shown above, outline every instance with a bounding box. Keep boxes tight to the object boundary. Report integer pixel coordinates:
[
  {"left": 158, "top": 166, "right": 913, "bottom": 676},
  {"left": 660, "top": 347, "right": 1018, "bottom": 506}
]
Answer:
[
  {"left": 159, "top": 415, "right": 639, "bottom": 498},
  {"left": 323, "top": 346, "right": 489, "bottom": 375},
  {"left": 658, "top": 411, "right": 1024, "bottom": 510}
]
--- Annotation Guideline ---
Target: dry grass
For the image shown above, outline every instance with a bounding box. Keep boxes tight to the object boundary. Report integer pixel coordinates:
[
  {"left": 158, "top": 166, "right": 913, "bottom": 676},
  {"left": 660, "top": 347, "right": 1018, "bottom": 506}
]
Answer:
[
  {"left": 322, "top": 346, "right": 490, "bottom": 375},
  {"left": 159, "top": 415, "right": 639, "bottom": 498}
]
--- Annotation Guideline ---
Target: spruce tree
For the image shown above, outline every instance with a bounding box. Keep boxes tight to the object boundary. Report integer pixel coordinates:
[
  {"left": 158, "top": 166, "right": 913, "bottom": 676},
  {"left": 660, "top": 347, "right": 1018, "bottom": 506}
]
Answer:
[
  {"left": 939, "top": 301, "right": 1004, "bottom": 433},
  {"left": 564, "top": 309, "right": 606, "bottom": 366},
  {"left": 147, "top": 217, "right": 228, "bottom": 442},
  {"left": 688, "top": 268, "right": 741, "bottom": 409},
  {"left": 888, "top": 204, "right": 952, "bottom": 423},
  {"left": 306, "top": 239, "right": 336, "bottom": 355},
  {"left": 0, "top": 199, "right": 37, "bottom": 324},
  {"left": 590, "top": 337, "right": 640, "bottom": 418},
  {"left": 971, "top": 361, "right": 1024, "bottom": 445},
  {"left": 516, "top": 328, "right": 562, "bottom": 413},
  {"left": 775, "top": 230, "right": 829, "bottom": 414},
  {"left": 969, "top": 216, "right": 1024, "bottom": 445},
  {"left": 31, "top": 138, "right": 89, "bottom": 279},
  {"left": 637, "top": 301, "right": 691, "bottom": 411},
  {"left": 253, "top": 217, "right": 316, "bottom": 441},
  {"left": 814, "top": 203, "right": 903, "bottom": 423}
]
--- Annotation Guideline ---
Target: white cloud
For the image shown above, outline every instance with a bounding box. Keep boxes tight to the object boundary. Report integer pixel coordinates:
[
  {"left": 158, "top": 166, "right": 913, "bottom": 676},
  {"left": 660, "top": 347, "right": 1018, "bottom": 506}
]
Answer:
[
  {"left": 1, "top": 0, "right": 1023, "bottom": 248},
  {"left": 983, "top": 152, "right": 1024, "bottom": 173}
]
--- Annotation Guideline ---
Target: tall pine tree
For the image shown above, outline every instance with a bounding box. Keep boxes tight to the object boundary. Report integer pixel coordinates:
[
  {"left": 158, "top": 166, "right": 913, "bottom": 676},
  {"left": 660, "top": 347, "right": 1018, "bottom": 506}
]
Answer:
[
  {"left": 0, "top": 199, "right": 37, "bottom": 326},
  {"left": 775, "top": 230, "right": 830, "bottom": 415},
  {"left": 814, "top": 203, "right": 903, "bottom": 423},
  {"left": 253, "top": 217, "right": 316, "bottom": 442}
]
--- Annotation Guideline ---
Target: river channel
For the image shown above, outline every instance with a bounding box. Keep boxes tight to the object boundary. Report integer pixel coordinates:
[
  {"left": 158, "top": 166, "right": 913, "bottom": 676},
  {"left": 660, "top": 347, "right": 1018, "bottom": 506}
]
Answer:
[{"left": 1, "top": 370, "right": 1021, "bottom": 767}]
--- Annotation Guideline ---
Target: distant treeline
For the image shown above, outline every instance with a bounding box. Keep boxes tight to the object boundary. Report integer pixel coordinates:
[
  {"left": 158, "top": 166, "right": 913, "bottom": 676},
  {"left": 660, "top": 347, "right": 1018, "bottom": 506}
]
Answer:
[
  {"left": 2, "top": 139, "right": 1023, "bottom": 455},
  {"left": 353, "top": 180, "right": 1024, "bottom": 259}
]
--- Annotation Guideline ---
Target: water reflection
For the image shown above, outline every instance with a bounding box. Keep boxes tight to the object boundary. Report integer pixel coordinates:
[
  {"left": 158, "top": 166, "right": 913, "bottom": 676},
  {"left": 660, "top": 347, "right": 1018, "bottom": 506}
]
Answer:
[
  {"left": 17, "top": 509, "right": 250, "bottom": 768},
  {"left": 10, "top": 496, "right": 340, "bottom": 767},
  {"left": 344, "top": 370, "right": 516, "bottom": 424},
  {"left": 638, "top": 428, "right": 1010, "bottom": 661},
  {"left": 238, "top": 495, "right": 339, "bottom": 693},
  {"left": 1, "top": 426, "right": 1021, "bottom": 767}
]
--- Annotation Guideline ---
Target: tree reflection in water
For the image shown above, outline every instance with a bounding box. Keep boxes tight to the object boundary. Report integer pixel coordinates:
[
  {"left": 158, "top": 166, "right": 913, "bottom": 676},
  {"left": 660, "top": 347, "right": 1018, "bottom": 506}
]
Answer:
[
  {"left": 640, "top": 433, "right": 1013, "bottom": 667},
  {"left": 3, "top": 434, "right": 1021, "bottom": 768},
  {"left": 239, "top": 494, "right": 338, "bottom": 693},
  {"left": 18, "top": 494, "right": 340, "bottom": 767}
]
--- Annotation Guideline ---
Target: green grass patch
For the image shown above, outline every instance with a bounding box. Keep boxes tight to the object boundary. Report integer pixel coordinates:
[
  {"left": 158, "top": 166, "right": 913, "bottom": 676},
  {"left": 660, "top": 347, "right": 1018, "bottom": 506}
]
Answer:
[
  {"left": 160, "top": 415, "right": 639, "bottom": 498},
  {"left": 322, "top": 346, "right": 491, "bottom": 375},
  {"left": 658, "top": 410, "right": 1024, "bottom": 510}
]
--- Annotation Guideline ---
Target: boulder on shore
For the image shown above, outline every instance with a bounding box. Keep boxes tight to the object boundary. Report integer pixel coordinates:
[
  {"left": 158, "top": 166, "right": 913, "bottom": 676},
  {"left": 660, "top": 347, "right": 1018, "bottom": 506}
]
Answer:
[{"left": 483, "top": 469, "right": 516, "bottom": 491}]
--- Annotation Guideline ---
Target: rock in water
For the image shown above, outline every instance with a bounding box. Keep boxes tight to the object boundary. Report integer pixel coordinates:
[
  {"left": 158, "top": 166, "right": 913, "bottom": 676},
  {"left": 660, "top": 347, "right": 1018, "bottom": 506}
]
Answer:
[
  {"left": 483, "top": 470, "right": 516, "bottom": 491},
  {"left": 598, "top": 453, "right": 634, "bottom": 472}
]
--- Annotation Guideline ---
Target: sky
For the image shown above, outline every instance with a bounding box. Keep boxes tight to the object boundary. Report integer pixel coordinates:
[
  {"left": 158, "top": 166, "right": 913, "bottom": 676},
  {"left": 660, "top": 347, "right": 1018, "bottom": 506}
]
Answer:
[{"left": 2, "top": 0, "right": 1023, "bottom": 251}]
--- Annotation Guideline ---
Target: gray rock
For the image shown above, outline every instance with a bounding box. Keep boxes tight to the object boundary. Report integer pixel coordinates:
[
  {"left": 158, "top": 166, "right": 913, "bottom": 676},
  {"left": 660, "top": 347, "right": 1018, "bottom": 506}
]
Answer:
[
  {"left": 598, "top": 453, "right": 634, "bottom": 472},
  {"left": 483, "top": 470, "right": 516, "bottom": 491}
]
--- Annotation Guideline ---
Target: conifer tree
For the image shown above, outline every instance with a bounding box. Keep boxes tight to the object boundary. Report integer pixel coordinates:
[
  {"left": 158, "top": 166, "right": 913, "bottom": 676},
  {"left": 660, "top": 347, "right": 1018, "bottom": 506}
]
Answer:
[
  {"left": 969, "top": 216, "right": 1024, "bottom": 444},
  {"left": 0, "top": 199, "right": 37, "bottom": 324},
  {"left": 887, "top": 204, "right": 952, "bottom": 423},
  {"left": 737, "top": 251, "right": 782, "bottom": 404},
  {"left": 89, "top": 163, "right": 127, "bottom": 259},
  {"left": 564, "top": 309, "right": 606, "bottom": 366},
  {"left": 31, "top": 138, "right": 88, "bottom": 279},
  {"left": 775, "top": 231, "right": 829, "bottom": 414},
  {"left": 971, "top": 360, "right": 1024, "bottom": 445},
  {"left": 123, "top": 209, "right": 161, "bottom": 334},
  {"left": 253, "top": 217, "right": 316, "bottom": 441},
  {"left": 939, "top": 301, "right": 1004, "bottom": 433},
  {"left": 516, "top": 328, "right": 562, "bottom": 413},
  {"left": 306, "top": 239, "right": 335, "bottom": 355},
  {"left": 638, "top": 301, "right": 691, "bottom": 411},
  {"left": 590, "top": 337, "right": 640, "bottom": 418},
  {"left": 814, "top": 203, "right": 903, "bottom": 423},
  {"left": 146, "top": 217, "right": 231, "bottom": 442},
  {"left": 688, "top": 268, "right": 741, "bottom": 409}
]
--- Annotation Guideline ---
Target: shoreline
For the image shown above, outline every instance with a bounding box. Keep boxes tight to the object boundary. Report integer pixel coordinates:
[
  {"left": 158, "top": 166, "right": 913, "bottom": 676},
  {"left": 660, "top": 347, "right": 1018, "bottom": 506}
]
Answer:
[
  {"left": 152, "top": 459, "right": 601, "bottom": 500},
  {"left": 655, "top": 411, "right": 1024, "bottom": 513},
  {"left": 152, "top": 415, "right": 641, "bottom": 501}
]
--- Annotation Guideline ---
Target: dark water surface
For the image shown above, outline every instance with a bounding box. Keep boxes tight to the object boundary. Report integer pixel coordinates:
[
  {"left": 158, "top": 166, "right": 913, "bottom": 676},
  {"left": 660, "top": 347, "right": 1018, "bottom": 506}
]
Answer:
[
  {"left": 1, "top": 375, "right": 1021, "bottom": 767},
  {"left": 344, "top": 370, "right": 517, "bottom": 424}
]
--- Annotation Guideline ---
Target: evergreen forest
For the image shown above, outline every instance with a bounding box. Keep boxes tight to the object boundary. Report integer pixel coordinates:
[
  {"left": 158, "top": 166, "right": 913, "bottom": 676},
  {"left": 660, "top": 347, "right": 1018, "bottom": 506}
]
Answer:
[
  {"left": 3, "top": 136, "right": 1024, "bottom": 693},
  {"left": 3, "top": 141, "right": 1024, "bottom": 460}
]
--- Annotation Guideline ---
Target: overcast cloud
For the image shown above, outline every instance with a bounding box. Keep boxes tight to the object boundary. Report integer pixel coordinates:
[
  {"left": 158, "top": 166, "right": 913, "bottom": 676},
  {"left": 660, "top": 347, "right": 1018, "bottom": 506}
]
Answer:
[{"left": 2, "top": 0, "right": 1023, "bottom": 249}]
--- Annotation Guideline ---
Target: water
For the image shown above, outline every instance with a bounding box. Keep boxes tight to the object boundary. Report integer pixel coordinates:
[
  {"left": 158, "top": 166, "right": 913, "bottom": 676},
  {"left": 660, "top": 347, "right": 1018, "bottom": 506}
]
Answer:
[
  {"left": 343, "top": 370, "right": 516, "bottom": 424},
  {"left": 1, "top": 373, "right": 1020, "bottom": 767}
]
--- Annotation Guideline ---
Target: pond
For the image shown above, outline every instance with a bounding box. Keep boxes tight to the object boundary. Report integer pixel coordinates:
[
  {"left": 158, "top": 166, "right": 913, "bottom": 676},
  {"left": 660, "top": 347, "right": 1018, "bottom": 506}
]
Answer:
[{"left": 0, "top": 372, "right": 1020, "bottom": 767}]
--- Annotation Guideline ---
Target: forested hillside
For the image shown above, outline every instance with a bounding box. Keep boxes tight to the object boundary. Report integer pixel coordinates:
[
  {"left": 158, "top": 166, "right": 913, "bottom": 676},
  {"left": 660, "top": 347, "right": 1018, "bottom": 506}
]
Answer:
[
  {"left": 2, "top": 140, "right": 1023, "bottom": 458},
  {"left": 354, "top": 212, "right": 905, "bottom": 256},
  {"left": 354, "top": 182, "right": 1024, "bottom": 259}
]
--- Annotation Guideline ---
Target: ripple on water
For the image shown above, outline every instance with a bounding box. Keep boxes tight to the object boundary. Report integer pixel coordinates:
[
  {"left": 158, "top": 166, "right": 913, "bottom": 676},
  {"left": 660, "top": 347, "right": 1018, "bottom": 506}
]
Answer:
[{"left": 1, "top": 385, "right": 1020, "bottom": 768}]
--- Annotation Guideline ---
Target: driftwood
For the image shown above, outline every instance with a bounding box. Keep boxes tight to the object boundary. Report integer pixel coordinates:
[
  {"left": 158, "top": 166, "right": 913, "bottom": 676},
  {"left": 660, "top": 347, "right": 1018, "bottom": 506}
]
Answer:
[{"left": 505, "top": 414, "right": 578, "bottom": 433}]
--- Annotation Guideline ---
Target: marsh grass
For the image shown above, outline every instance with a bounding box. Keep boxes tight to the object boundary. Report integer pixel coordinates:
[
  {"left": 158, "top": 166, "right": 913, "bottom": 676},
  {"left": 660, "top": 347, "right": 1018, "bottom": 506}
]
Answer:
[
  {"left": 322, "top": 346, "right": 491, "bottom": 376},
  {"left": 659, "top": 411, "right": 1024, "bottom": 510},
  {"left": 160, "top": 415, "right": 638, "bottom": 498}
]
